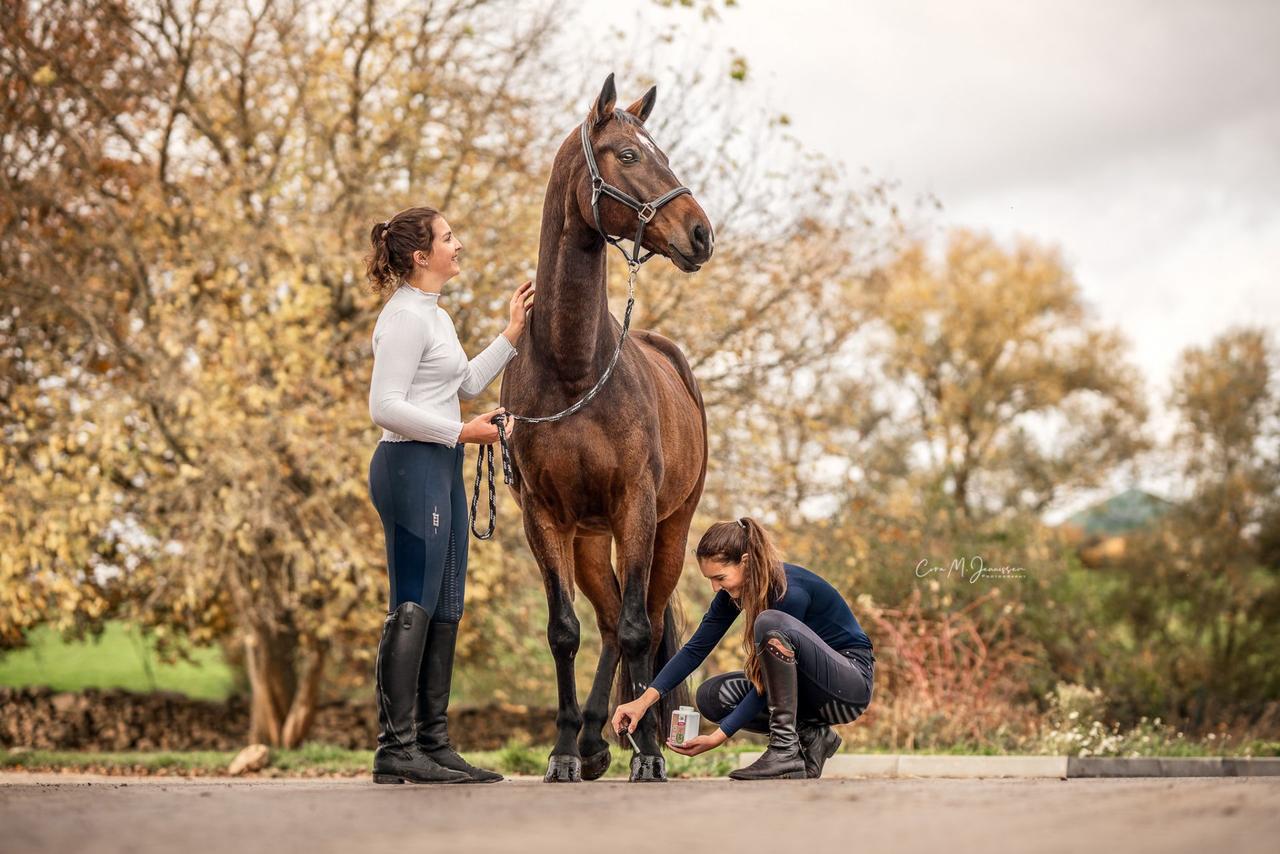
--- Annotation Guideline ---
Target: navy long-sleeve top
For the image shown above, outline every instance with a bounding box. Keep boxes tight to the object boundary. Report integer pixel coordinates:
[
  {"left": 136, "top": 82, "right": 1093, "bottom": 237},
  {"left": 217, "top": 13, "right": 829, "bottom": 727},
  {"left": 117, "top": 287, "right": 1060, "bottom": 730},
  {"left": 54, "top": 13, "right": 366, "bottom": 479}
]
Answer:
[{"left": 650, "top": 562, "right": 873, "bottom": 737}]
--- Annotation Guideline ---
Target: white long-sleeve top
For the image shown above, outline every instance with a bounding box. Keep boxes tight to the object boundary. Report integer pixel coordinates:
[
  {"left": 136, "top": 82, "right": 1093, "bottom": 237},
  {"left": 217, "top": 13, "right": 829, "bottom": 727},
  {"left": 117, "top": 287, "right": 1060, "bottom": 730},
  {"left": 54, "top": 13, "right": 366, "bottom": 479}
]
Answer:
[{"left": 368, "top": 284, "right": 517, "bottom": 448}]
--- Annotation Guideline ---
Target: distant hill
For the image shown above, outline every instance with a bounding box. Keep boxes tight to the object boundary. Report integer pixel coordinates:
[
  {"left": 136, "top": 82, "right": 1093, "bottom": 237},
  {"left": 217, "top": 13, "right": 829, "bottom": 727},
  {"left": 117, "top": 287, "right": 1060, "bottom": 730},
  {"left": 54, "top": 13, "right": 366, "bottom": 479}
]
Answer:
[{"left": 1065, "top": 488, "right": 1175, "bottom": 536}]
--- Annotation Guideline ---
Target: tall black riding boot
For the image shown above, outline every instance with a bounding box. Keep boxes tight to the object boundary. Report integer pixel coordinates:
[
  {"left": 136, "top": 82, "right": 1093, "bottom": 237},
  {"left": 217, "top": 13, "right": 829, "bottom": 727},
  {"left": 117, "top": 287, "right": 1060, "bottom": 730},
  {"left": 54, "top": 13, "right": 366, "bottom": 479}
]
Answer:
[
  {"left": 373, "top": 603, "right": 470, "bottom": 784},
  {"left": 798, "top": 722, "right": 843, "bottom": 778},
  {"left": 415, "top": 620, "right": 503, "bottom": 783},
  {"left": 728, "top": 632, "right": 807, "bottom": 781}
]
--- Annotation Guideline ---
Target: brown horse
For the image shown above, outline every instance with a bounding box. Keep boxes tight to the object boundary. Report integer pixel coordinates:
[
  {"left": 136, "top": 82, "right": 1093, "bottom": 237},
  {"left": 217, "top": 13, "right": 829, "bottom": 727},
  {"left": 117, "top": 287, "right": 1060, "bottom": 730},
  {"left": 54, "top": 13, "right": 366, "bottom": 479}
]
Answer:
[{"left": 500, "top": 74, "right": 714, "bottom": 783}]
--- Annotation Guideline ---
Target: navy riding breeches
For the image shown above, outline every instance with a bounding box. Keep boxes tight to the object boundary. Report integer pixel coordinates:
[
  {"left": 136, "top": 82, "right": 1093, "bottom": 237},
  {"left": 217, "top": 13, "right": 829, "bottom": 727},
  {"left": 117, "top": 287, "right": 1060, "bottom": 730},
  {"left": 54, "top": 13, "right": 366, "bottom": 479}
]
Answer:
[
  {"left": 696, "top": 609, "right": 875, "bottom": 731},
  {"left": 367, "top": 440, "right": 470, "bottom": 621}
]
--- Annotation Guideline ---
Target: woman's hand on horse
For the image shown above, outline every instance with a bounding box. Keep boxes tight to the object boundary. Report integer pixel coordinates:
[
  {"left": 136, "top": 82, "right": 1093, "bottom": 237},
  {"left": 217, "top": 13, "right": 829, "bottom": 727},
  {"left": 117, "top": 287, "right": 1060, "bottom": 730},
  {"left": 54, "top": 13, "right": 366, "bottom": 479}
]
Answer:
[
  {"left": 459, "top": 407, "right": 510, "bottom": 444},
  {"left": 666, "top": 730, "right": 727, "bottom": 757},
  {"left": 502, "top": 280, "right": 534, "bottom": 344}
]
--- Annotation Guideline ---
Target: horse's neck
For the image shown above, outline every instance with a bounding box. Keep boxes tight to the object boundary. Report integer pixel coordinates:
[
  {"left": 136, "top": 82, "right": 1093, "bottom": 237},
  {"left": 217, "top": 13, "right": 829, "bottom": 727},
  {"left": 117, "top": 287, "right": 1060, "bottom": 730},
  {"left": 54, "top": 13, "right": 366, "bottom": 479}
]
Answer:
[{"left": 529, "top": 190, "right": 613, "bottom": 386}]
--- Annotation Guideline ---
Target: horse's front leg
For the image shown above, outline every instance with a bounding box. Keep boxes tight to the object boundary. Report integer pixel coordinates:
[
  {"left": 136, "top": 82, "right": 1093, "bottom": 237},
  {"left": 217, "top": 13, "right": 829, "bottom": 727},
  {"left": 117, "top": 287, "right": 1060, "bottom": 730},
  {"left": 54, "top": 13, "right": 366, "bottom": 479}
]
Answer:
[
  {"left": 573, "top": 534, "right": 622, "bottom": 781},
  {"left": 523, "top": 506, "right": 583, "bottom": 783},
  {"left": 611, "top": 488, "right": 665, "bottom": 782}
]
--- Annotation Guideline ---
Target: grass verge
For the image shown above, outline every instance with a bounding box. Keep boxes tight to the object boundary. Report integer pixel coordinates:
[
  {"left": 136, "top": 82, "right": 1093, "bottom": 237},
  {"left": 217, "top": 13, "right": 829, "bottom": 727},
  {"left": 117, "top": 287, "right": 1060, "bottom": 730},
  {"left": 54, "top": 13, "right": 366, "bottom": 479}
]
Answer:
[
  {"left": 5, "top": 736, "right": 1274, "bottom": 779},
  {"left": 0, "top": 741, "right": 759, "bottom": 779}
]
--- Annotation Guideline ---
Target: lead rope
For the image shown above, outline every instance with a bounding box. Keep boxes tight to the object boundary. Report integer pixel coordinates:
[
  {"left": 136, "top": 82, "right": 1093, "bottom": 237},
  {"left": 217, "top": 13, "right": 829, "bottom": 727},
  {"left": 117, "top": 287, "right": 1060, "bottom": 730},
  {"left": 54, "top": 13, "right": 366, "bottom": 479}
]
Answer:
[
  {"left": 469, "top": 415, "right": 513, "bottom": 540},
  {"left": 469, "top": 261, "right": 640, "bottom": 540}
]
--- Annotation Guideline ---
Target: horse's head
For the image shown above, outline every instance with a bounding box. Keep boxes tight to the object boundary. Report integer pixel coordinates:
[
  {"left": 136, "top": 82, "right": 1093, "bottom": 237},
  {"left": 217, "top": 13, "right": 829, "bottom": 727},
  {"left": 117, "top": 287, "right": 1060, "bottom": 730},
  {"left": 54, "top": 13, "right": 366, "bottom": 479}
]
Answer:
[{"left": 572, "top": 73, "right": 714, "bottom": 273}]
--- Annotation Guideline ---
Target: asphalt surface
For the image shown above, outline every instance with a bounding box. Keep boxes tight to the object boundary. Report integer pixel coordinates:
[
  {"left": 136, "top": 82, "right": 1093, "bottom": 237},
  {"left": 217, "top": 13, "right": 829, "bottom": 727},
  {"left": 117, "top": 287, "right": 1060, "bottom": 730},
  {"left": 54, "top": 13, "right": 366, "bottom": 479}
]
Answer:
[{"left": 2, "top": 773, "right": 1277, "bottom": 854}]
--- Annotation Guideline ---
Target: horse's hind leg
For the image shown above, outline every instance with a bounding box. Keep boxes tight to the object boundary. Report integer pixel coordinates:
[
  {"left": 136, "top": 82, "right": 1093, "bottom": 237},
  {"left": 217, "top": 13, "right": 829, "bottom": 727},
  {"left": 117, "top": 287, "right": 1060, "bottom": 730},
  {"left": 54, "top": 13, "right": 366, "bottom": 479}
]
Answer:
[
  {"left": 573, "top": 534, "right": 621, "bottom": 780},
  {"left": 522, "top": 505, "right": 583, "bottom": 783}
]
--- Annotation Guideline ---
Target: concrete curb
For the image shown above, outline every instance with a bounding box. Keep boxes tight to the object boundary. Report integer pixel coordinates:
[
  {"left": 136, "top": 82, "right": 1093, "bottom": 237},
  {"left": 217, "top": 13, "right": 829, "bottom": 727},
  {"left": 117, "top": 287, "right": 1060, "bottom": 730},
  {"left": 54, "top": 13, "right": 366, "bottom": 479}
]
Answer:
[
  {"left": 736, "top": 753, "right": 1280, "bottom": 779},
  {"left": 1067, "top": 756, "right": 1280, "bottom": 777}
]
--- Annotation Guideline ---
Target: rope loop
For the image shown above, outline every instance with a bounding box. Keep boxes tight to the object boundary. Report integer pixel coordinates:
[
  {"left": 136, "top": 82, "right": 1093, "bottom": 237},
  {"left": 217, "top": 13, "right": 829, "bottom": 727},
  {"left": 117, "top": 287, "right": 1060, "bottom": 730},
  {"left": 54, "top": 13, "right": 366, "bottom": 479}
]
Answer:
[{"left": 469, "top": 415, "right": 513, "bottom": 540}]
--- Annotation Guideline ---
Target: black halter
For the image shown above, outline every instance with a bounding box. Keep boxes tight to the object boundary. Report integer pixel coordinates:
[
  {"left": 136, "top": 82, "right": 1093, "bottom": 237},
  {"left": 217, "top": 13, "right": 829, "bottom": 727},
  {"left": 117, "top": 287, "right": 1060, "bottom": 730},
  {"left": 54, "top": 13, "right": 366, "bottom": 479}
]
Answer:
[{"left": 579, "top": 115, "right": 691, "bottom": 268}]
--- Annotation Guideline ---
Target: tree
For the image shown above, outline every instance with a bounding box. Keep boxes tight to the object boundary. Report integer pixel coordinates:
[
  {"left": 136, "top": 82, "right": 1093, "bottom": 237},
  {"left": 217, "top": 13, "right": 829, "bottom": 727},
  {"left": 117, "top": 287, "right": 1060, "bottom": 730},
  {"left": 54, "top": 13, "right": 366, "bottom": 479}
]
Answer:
[
  {"left": 872, "top": 229, "right": 1149, "bottom": 525},
  {"left": 1101, "top": 327, "right": 1280, "bottom": 725},
  {"left": 1, "top": 0, "right": 557, "bottom": 745}
]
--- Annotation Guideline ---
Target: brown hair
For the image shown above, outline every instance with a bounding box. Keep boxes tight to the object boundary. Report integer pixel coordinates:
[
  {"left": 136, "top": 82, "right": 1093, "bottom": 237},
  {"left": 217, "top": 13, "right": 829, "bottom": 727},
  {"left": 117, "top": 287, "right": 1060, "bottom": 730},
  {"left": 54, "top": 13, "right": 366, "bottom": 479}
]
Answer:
[
  {"left": 696, "top": 517, "right": 786, "bottom": 692},
  {"left": 364, "top": 206, "right": 442, "bottom": 297}
]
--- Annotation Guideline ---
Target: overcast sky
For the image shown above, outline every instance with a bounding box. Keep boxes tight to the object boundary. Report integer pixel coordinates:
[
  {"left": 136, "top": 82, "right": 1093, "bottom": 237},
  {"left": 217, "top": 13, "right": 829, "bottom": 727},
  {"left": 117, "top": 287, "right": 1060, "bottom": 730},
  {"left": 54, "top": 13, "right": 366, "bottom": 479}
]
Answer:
[{"left": 566, "top": 0, "right": 1278, "bottom": 514}]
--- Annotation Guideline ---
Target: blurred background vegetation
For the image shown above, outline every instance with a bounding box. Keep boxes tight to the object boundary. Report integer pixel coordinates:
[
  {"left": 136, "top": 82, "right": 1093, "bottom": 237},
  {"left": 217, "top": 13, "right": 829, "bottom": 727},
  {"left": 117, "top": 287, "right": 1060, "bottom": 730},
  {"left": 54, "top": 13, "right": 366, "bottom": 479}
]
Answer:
[{"left": 1, "top": 0, "right": 1276, "bottom": 755}]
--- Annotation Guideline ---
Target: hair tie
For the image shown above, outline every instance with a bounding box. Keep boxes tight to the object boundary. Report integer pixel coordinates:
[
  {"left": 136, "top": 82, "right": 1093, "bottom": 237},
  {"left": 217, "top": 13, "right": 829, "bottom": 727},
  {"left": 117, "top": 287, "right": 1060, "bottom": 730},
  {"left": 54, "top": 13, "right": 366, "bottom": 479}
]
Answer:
[{"left": 737, "top": 518, "right": 748, "bottom": 530}]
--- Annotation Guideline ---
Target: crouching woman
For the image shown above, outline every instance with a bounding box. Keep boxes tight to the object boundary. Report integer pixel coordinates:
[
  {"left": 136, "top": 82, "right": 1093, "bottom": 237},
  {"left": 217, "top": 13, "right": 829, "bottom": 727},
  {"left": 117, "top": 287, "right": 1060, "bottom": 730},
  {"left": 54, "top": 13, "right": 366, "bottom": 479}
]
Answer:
[{"left": 611, "top": 517, "right": 876, "bottom": 779}]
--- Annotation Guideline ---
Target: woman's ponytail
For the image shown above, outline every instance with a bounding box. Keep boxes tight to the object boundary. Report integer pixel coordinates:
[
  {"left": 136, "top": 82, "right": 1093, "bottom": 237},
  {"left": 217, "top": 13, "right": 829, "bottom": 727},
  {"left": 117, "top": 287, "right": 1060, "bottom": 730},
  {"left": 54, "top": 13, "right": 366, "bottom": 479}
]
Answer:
[
  {"left": 695, "top": 517, "right": 785, "bottom": 692},
  {"left": 365, "top": 221, "right": 394, "bottom": 294}
]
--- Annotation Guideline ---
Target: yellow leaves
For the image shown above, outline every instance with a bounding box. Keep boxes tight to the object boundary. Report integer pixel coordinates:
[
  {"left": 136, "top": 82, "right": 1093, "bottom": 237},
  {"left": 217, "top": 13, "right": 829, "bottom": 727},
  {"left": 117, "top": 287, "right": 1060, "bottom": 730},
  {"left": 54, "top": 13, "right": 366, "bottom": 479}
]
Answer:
[
  {"left": 871, "top": 228, "right": 1149, "bottom": 516},
  {"left": 243, "top": 384, "right": 271, "bottom": 412},
  {"left": 235, "top": 527, "right": 256, "bottom": 555},
  {"left": 32, "top": 64, "right": 57, "bottom": 86}
]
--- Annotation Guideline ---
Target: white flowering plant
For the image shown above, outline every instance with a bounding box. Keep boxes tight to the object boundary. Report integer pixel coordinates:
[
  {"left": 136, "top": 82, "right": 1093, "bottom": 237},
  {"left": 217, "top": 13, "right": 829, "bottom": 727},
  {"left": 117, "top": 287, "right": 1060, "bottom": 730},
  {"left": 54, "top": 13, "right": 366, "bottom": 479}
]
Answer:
[{"left": 1031, "top": 681, "right": 1237, "bottom": 757}]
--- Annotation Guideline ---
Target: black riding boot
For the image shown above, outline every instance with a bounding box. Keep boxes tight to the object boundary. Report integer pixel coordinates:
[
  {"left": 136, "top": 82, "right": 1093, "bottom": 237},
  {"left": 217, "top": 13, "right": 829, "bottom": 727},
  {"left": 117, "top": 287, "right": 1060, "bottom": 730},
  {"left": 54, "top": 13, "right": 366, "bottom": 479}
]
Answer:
[
  {"left": 415, "top": 620, "right": 503, "bottom": 783},
  {"left": 373, "top": 603, "right": 470, "bottom": 784},
  {"left": 798, "top": 722, "right": 843, "bottom": 778},
  {"left": 728, "top": 632, "right": 807, "bottom": 781}
]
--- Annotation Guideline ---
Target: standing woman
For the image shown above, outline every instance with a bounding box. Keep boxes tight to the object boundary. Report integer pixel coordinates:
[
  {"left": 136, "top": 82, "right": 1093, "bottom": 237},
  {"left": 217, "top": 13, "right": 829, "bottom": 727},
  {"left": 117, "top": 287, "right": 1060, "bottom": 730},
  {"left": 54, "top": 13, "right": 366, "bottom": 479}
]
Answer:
[
  {"left": 612, "top": 518, "right": 876, "bottom": 780},
  {"left": 364, "top": 206, "right": 534, "bottom": 784}
]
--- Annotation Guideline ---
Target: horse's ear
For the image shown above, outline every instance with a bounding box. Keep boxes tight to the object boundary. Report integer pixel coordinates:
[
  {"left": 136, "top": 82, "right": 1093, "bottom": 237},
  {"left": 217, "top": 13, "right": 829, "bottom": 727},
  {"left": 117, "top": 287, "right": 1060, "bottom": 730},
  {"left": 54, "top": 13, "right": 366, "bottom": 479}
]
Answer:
[
  {"left": 625, "top": 85, "right": 657, "bottom": 124},
  {"left": 590, "top": 73, "right": 617, "bottom": 127}
]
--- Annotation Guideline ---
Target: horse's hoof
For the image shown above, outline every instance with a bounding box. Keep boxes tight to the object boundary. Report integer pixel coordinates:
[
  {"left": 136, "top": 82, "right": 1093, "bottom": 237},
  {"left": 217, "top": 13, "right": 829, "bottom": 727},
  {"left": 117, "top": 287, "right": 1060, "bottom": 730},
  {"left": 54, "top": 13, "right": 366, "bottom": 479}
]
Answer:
[
  {"left": 544, "top": 755, "right": 583, "bottom": 783},
  {"left": 580, "top": 747, "right": 611, "bottom": 781},
  {"left": 629, "top": 753, "right": 667, "bottom": 783}
]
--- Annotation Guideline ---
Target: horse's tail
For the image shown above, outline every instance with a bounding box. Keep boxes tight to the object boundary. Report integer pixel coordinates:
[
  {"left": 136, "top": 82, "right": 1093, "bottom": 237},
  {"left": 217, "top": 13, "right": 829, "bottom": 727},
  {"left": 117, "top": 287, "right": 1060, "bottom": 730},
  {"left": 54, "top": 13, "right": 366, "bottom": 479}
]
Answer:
[
  {"left": 652, "top": 601, "right": 689, "bottom": 741},
  {"left": 616, "top": 601, "right": 688, "bottom": 742}
]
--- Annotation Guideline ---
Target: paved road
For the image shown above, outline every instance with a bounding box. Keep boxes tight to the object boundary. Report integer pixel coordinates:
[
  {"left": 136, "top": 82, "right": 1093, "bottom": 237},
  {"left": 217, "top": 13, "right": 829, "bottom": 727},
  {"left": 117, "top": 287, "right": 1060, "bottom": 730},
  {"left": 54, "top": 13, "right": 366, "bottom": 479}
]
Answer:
[{"left": 3, "top": 773, "right": 1277, "bottom": 854}]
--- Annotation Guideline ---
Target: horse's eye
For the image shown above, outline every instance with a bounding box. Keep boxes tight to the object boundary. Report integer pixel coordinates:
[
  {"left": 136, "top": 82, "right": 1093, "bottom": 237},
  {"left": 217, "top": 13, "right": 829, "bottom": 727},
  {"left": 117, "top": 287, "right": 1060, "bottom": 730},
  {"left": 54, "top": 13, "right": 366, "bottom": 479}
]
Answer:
[{"left": 619, "top": 149, "right": 638, "bottom": 163}]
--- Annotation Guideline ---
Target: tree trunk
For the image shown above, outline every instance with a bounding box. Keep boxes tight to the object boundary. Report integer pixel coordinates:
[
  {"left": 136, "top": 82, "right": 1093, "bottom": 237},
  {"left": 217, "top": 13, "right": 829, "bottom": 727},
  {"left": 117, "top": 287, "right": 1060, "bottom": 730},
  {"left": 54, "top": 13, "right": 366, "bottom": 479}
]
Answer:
[
  {"left": 281, "top": 643, "right": 328, "bottom": 748},
  {"left": 243, "top": 622, "right": 325, "bottom": 748},
  {"left": 244, "top": 624, "right": 295, "bottom": 746}
]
